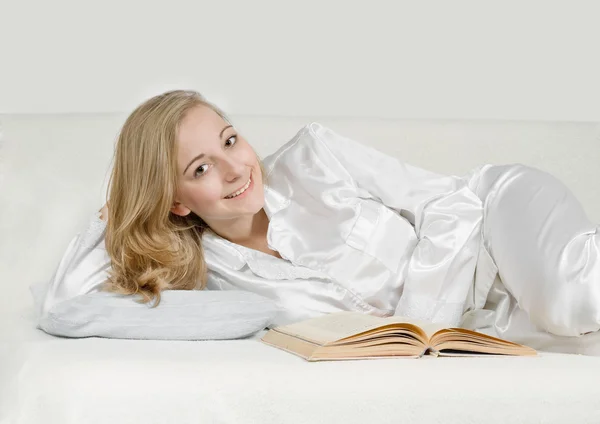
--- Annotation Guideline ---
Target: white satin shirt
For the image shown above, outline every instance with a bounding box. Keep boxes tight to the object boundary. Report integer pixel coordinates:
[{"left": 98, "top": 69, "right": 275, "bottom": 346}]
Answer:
[{"left": 38, "top": 122, "right": 499, "bottom": 329}]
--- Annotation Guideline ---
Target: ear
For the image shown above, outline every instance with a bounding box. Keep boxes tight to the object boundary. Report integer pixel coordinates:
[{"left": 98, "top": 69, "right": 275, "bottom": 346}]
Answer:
[{"left": 170, "top": 201, "right": 191, "bottom": 217}]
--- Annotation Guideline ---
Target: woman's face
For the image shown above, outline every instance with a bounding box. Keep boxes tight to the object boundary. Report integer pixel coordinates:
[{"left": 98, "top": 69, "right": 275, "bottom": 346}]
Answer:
[{"left": 170, "top": 105, "right": 265, "bottom": 225}]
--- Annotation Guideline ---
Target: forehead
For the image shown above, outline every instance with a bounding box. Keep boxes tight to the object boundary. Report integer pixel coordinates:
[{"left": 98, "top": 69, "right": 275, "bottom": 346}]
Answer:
[{"left": 177, "top": 105, "right": 227, "bottom": 149}]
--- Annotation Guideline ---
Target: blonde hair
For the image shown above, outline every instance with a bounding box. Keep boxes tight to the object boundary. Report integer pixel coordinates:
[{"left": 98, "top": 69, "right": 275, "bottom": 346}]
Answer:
[{"left": 103, "top": 90, "right": 265, "bottom": 307}]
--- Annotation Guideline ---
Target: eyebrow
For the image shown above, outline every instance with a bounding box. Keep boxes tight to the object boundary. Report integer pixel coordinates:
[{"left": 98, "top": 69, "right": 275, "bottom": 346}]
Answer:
[{"left": 183, "top": 125, "right": 233, "bottom": 175}]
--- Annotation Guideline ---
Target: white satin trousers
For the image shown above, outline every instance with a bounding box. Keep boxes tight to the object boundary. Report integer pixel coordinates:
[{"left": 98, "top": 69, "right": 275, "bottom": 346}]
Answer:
[{"left": 473, "top": 164, "right": 600, "bottom": 337}]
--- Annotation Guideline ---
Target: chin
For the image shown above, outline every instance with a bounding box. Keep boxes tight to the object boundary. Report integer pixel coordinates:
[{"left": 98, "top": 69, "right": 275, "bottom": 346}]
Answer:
[{"left": 248, "top": 194, "right": 266, "bottom": 214}]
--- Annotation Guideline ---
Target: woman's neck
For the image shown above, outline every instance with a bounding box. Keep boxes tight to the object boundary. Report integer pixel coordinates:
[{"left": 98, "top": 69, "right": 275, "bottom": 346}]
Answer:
[
  {"left": 213, "top": 209, "right": 282, "bottom": 259},
  {"left": 210, "top": 208, "right": 270, "bottom": 246}
]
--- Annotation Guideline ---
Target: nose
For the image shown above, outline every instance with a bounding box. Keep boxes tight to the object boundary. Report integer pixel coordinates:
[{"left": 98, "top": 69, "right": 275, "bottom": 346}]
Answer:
[{"left": 220, "top": 155, "right": 245, "bottom": 183}]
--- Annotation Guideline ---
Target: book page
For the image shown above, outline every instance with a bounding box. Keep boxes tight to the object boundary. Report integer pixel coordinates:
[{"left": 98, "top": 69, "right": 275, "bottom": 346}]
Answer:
[
  {"left": 265, "top": 311, "right": 537, "bottom": 359},
  {"left": 431, "top": 328, "right": 537, "bottom": 356},
  {"left": 275, "top": 312, "right": 393, "bottom": 345},
  {"left": 389, "top": 316, "right": 449, "bottom": 339},
  {"left": 274, "top": 312, "right": 452, "bottom": 345}
]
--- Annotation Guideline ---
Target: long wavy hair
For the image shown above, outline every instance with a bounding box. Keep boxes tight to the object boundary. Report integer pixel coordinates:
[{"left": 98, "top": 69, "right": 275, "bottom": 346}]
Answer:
[{"left": 103, "top": 90, "right": 265, "bottom": 307}]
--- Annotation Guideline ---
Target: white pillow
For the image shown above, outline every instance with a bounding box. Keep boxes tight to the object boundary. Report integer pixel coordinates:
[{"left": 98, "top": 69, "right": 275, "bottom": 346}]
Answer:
[{"left": 37, "top": 289, "right": 279, "bottom": 340}]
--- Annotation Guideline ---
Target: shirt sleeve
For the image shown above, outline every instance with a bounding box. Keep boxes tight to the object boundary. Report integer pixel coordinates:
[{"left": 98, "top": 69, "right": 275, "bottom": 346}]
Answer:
[
  {"left": 34, "top": 211, "right": 112, "bottom": 323},
  {"left": 311, "top": 123, "right": 483, "bottom": 325}
]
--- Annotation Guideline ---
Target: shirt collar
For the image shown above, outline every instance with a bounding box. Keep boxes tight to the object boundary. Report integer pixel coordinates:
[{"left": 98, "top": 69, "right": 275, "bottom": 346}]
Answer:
[
  {"left": 263, "top": 184, "right": 291, "bottom": 218},
  {"left": 201, "top": 185, "right": 290, "bottom": 270}
]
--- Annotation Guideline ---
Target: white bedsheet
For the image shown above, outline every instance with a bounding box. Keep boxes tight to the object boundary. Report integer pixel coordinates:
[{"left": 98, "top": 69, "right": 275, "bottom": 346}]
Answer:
[
  {"left": 3, "top": 112, "right": 600, "bottom": 424},
  {"left": 2, "top": 309, "right": 600, "bottom": 424}
]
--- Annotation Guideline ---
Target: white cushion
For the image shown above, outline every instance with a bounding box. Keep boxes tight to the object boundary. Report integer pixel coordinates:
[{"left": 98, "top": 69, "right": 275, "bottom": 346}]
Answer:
[{"left": 36, "top": 289, "right": 279, "bottom": 340}]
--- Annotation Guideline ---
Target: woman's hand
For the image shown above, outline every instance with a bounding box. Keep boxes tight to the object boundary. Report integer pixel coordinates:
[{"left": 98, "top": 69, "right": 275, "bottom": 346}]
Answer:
[{"left": 99, "top": 203, "right": 109, "bottom": 222}]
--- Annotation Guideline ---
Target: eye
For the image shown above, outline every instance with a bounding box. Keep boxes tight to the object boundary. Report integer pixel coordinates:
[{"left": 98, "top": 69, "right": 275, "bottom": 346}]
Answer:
[
  {"left": 194, "top": 164, "right": 209, "bottom": 178},
  {"left": 225, "top": 135, "right": 237, "bottom": 147},
  {"left": 192, "top": 135, "right": 237, "bottom": 179}
]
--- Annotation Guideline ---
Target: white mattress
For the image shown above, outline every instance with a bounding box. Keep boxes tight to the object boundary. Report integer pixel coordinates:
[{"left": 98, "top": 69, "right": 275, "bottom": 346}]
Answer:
[
  {"left": 3, "top": 310, "right": 600, "bottom": 424},
  {"left": 2, "top": 115, "right": 600, "bottom": 423}
]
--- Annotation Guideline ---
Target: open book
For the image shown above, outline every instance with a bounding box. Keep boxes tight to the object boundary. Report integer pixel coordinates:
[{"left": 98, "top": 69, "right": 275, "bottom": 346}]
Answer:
[{"left": 261, "top": 312, "right": 537, "bottom": 361}]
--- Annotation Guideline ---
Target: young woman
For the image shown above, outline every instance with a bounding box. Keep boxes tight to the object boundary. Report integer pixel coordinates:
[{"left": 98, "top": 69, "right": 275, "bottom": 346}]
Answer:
[{"left": 39, "top": 89, "right": 600, "bottom": 341}]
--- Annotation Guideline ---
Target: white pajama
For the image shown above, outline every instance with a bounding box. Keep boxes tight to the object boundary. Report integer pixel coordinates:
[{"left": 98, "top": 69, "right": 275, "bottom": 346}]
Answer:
[
  {"left": 471, "top": 164, "right": 600, "bottom": 337},
  {"left": 35, "top": 122, "right": 600, "bottom": 347}
]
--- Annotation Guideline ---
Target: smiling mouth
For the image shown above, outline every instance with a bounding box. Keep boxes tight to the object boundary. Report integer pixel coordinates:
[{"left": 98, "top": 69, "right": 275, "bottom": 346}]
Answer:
[{"left": 224, "top": 176, "right": 252, "bottom": 199}]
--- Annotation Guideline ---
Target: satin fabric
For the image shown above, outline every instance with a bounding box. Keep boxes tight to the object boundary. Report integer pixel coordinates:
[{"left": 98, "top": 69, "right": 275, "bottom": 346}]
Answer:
[
  {"left": 36, "top": 122, "right": 600, "bottom": 339},
  {"left": 37, "top": 212, "right": 112, "bottom": 319},
  {"left": 462, "top": 164, "right": 600, "bottom": 337},
  {"left": 203, "top": 123, "right": 486, "bottom": 327}
]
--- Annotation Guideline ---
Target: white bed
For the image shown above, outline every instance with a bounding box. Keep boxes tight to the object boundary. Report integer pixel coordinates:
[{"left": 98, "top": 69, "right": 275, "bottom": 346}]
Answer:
[
  {"left": 2, "top": 114, "right": 600, "bottom": 423},
  {"left": 3, "top": 311, "right": 600, "bottom": 424}
]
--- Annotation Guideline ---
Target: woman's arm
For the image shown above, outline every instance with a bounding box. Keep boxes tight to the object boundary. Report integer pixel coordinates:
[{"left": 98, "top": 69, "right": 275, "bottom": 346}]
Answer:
[
  {"left": 37, "top": 210, "right": 112, "bottom": 321},
  {"left": 310, "top": 123, "right": 483, "bottom": 325},
  {"left": 36, "top": 204, "right": 278, "bottom": 340}
]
